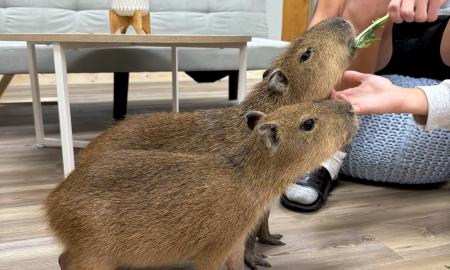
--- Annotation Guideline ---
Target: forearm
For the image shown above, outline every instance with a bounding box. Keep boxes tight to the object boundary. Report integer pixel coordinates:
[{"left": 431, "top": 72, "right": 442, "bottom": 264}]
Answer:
[{"left": 399, "top": 87, "right": 429, "bottom": 115}]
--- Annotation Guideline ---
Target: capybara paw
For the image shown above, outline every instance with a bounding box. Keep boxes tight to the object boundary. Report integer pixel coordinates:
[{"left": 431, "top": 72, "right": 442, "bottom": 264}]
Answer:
[
  {"left": 258, "top": 234, "right": 285, "bottom": 246},
  {"left": 270, "top": 233, "right": 283, "bottom": 240},
  {"left": 245, "top": 250, "right": 271, "bottom": 269}
]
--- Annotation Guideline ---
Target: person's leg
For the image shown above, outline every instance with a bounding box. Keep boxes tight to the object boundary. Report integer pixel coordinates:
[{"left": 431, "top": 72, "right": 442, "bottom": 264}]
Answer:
[
  {"left": 441, "top": 18, "right": 450, "bottom": 66},
  {"left": 308, "top": 0, "right": 344, "bottom": 27},
  {"left": 376, "top": 20, "right": 394, "bottom": 72},
  {"left": 376, "top": 15, "right": 449, "bottom": 80},
  {"left": 281, "top": 151, "right": 347, "bottom": 212},
  {"left": 338, "top": 0, "right": 392, "bottom": 89}
]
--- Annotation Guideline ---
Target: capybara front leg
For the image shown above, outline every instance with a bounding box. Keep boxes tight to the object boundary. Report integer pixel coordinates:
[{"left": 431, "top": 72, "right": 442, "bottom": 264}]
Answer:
[
  {"left": 244, "top": 227, "right": 271, "bottom": 269},
  {"left": 257, "top": 210, "right": 284, "bottom": 246}
]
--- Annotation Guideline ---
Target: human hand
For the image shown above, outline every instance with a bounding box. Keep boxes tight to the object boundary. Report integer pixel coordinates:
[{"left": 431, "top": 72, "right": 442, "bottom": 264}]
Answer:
[
  {"left": 388, "top": 0, "right": 446, "bottom": 23},
  {"left": 331, "top": 71, "right": 429, "bottom": 115}
]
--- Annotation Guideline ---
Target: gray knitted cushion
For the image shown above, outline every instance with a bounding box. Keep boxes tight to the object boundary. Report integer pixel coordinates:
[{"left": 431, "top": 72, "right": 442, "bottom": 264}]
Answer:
[{"left": 342, "top": 75, "right": 450, "bottom": 184}]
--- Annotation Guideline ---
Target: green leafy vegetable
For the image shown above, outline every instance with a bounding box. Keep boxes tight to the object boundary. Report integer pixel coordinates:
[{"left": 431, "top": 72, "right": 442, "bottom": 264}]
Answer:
[{"left": 354, "top": 14, "right": 389, "bottom": 49}]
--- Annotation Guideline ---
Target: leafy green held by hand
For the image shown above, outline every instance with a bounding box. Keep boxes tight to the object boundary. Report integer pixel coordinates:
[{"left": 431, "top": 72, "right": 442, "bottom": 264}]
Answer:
[{"left": 355, "top": 14, "right": 389, "bottom": 49}]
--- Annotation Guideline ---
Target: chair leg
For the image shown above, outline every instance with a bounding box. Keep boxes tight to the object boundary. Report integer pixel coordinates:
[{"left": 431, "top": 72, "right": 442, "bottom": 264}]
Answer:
[
  {"left": 185, "top": 70, "right": 239, "bottom": 100},
  {"left": 113, "top": 72, "right": 129, "bottom": 120},
  {"left": 228, "top": 71, "right": 238, "bottom": 101},
  {"left": 0, "top": 74, "right": 14, "bottom": 99}
]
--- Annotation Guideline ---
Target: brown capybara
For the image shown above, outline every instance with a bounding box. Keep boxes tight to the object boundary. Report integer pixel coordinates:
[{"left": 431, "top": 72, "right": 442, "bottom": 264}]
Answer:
[
  {"left": 46, "top": 100, "right": 358, "bottom": 270},
  {"left": 78, "top": 17, "right": 356, "bottom": 268}
]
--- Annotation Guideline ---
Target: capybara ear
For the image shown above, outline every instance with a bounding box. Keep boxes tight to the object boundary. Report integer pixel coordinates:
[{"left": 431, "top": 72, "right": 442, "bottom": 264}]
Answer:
[
  {"left": 267, "top": 69, "right": 288, "bottom": 94},
  {"left": 245, "top": 111, "right": 266, "bottom": 130},
  {"left": 258, "top": 122, "right": 279, "bottom": 151}
]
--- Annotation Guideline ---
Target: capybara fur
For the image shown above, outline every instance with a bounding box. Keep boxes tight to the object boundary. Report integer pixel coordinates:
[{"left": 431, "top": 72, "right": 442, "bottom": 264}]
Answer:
[
  {"left": 79, "top": 17, "right": 355, "bottom": 161},
  {"left": 76, "top": 17, "right": 356, "bottom": 268},
  {"left": 46, "top": 100, "right": 358, "bottom": 270}
]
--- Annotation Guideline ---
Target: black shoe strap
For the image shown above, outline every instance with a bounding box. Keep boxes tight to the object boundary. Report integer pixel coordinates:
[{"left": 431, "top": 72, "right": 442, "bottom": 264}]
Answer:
[{"left": 296, "top": 167, "right": 332, "bottom": 198}]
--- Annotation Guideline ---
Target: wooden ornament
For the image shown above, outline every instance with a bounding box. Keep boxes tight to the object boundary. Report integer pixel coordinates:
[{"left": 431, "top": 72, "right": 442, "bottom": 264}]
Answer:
[{"left": 110, "top": 0, "right": 151, "bottom": 34}]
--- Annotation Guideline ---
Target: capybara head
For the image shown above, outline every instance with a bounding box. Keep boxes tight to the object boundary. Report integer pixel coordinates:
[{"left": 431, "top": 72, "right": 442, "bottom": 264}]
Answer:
[
  {"left": 246, "top": 100, "right": 357, "bottom": 172},
  {"left": 261, "top": 17, "right": 355, "bottom": 104}
]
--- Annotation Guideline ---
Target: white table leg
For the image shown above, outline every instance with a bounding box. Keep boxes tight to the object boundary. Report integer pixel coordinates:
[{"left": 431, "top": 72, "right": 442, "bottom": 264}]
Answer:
[
  {"left": 53, "top": 43, "right": 75, "bottom": 177},
  {"left": 27, "top": 43, "right": 45, "bottom": 146},
  {"left": 237, "top": 45, "right": 248, "bottom": 102},
  {"left": 171, "top": 46, "right": 179, "bottom": 112}
]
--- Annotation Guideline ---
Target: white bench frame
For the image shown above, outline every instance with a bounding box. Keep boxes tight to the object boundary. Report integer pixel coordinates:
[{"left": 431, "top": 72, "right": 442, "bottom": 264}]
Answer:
[{"left": 0, "top": 34, "right": 250, "bottom": 177}]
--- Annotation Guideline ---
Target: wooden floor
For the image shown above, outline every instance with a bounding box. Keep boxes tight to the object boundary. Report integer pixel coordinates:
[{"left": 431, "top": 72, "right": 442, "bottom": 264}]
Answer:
[{"left": 1, "top": 73, "right": 450, "bottom": 270}]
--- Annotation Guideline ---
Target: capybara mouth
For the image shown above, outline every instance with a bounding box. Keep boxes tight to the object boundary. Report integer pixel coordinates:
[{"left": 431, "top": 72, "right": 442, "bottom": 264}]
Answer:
[
  {"left": 343, "top": 20, "right": 357, "bottom": 58},
  {"left": 349, "top": 39, "right": 357, "bottom": 57},
  {"left": 346, "top": 116, "right": 359, "bottom": 145}
]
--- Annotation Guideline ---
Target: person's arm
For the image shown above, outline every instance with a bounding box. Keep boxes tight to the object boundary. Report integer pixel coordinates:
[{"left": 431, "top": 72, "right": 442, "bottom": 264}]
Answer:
[
  {"left": 332, "top": 71, "right": 450, "bottom": 130},
  {"left": 309, "top": 0, "right": 344, "bottom": 28},
  {"left": 414, "top": 80, "right": 450, "bottom": 130}
]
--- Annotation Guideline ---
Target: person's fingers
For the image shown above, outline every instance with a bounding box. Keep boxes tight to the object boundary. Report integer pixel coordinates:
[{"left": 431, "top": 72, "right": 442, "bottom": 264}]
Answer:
[
  {"left": 343, "top": 70, "right": 369, "bottom": 84},
  {"left": 336, "top": 91, "right": 357, "bottom": 100},
  {"left": 351, "top": 104, "right": 362, "bottom": 113},
  {"left": 414, "top": 0, "right": 428, "bottom": 22},
  {"left": 335, "top": 92, "right": 348, "bottom": 101},
  {"left": 329, "top": 89, "right": 338, "bottom": 99},
  {"left": 337, "top": 89, "right": 358, "bottom": 97},
  {"left": 400, "top": 0, "right": 416, "bottom": 22},
  {"left": 388, "top": 0, "right": 404, "bottom": 23},
  {"left": 427, "top": 0, "right": 442, "bottom": 22}
]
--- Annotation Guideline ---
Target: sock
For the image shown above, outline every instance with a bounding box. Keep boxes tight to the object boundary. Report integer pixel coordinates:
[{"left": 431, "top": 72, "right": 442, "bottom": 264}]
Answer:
[
  {"left": 285, "top": 151, "right": 347, "bottom": 205},
  {"left": 285, "top": 183, "right": 319, "bottom": 204},
  {"left": 321, "top": 151, "right": 347, "bottom": 180}
]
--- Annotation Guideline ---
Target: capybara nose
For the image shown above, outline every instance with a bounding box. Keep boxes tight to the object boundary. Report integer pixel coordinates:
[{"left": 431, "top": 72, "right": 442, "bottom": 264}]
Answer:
[
  {"left": 348, "top": 108, "right": 355, "bottom": 117},
  {"left": 332, "top": 100, "right": 354, "bottom": 116},
  {"left": 330, "top": 17, "right": 356, "bottom": 36},
  {"left": 341, "top": 101, "right": 354, "bottom": 114}
]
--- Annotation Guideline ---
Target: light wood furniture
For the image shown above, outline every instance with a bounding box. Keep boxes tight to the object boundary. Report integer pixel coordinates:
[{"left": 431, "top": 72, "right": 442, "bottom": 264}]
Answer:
[
  {"left": 282, "top": 0, "right": 310, "bottom": 41},
  {"left": 0, "top": 33, "right": 251, "bottom": 177}
]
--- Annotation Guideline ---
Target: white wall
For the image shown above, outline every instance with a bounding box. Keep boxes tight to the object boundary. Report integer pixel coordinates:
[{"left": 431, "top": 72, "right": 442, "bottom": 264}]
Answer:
[
  {"left": 266, "top": 0, "right": 317, "bottom": 40},
  {"left": 266, "top": 0, "right": 283, "bottom": 40}
]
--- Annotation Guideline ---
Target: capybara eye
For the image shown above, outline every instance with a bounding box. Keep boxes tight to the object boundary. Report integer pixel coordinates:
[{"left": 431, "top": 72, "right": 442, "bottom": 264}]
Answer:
[
  {"left": 299, "top": 48, "right": 313, "bottom": 62},
  {"left": 300, "top": 118, "right": 315, "bottom": 131}
]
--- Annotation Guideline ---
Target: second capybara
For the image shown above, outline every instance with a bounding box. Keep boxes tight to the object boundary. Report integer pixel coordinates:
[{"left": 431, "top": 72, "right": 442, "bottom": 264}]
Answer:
[{"left": 46, "top": 100, "right": 358, "bottom": 270}]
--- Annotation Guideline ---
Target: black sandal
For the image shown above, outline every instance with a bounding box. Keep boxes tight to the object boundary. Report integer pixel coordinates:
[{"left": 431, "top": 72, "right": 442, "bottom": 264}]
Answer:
[{"left": 280, "top": 166, "right": 333, "bottom": 212}]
